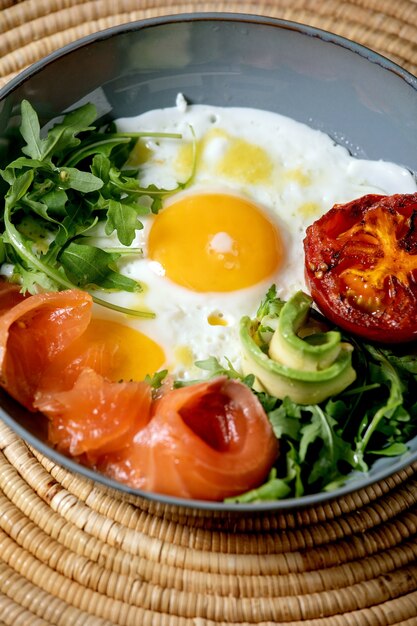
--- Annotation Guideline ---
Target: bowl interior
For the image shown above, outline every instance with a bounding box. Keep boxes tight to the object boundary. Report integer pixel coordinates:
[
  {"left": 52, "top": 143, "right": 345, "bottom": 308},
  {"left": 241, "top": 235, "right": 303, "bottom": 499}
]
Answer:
[{"left": 1, "top": 13, "right": 417, "bottom": 512}]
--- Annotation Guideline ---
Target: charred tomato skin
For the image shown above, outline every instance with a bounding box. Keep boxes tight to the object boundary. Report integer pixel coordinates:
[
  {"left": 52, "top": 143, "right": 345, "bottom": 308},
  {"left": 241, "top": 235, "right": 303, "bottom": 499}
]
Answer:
[{"left": 304, "top": 193, "right": 417, "bottom": 343}]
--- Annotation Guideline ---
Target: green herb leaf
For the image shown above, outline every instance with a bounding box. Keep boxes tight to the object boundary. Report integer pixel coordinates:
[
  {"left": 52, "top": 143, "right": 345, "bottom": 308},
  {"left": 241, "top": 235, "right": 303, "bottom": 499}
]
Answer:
[
  {"left": 105, "top": 198, "right": 146, "bottom": 246},
  {"left": 59, "top": 241, "right": 140, "bottom": 292},
  {"left": 144, "top": 370, "right": 168, "bottom": 389},
  {"left": 57, "top": 167, "right": 103, "bottom": 192},
  {"left": 16, "top": 262, "right": 61, "bottom": 293},
  {"left": 384, "top": 352, "right": 417, "bottom": 375},
  {"left": 20, "top": 100, "right": 47, "bottom": 160},
  {"left": 268, "top": 398, "right": 302, "bottom": 440},
  {"left": 368, "top": 442, "right": 408, "bottom": 456},
  {"left": 5, "top": 169, "right": 34, "bottom": 210},
  {"left": 41, "top": 103, "right": 97, "bottom": 159},
  {"left": 91, "top": 153, "right": 111, "bottom": 182},
  {"left": 225, "top": 469, "right": 291, "bottom": 503},
  {"left": 5, "top": 156, "right": 52, "bottom": 171},
  {"left": 65, "top": 136, "right": 133, "bottom": 168},
  {"left": 355, "top": 345, "right": 404, "bottom": 461},
  {"left": 41, "top": 188, "right": 68, "bottom": 214},
  {"left": 195, "top": 356, "right": 242, "bottom": 379}
]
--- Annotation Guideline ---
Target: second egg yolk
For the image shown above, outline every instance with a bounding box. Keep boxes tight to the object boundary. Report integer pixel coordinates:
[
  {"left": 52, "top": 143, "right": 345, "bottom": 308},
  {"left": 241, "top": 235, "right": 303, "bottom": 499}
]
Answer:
[
  {"left": 82, "top": 319, "right": 165, "bottom": 382},
  {"left": 148, "top": 193, "right": 283, "bottom": 292},
  {"left": 43, "top": 318, "right": 165, "bottom": 390}
]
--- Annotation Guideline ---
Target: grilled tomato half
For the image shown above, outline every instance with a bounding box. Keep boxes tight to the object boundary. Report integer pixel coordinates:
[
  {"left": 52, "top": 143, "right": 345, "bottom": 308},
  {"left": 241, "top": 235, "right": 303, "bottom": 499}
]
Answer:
[{"left": 304, "top": 193, "right": 417, "bottom": 343}]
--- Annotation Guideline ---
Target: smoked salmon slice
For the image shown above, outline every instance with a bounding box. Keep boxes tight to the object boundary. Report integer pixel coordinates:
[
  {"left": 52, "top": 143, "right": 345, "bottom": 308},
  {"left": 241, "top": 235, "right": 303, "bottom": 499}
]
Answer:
[
  {"left": 0, "top": 287, "right": 92, "bottom": 409},
  {"left": 0, "top": 284, "right": 279, "bottom": 501},
  {"left": 0, "top": 281, "right": 26, "bottom": 314},
  {"left": 99, "top": 376, "right": 278, "bottom": 501},
  {"left": 34, "top": 367, "right": 152, "bottom": 459},
  {"left": 36, "top": 323, "right": 121, "bottom": 395}
]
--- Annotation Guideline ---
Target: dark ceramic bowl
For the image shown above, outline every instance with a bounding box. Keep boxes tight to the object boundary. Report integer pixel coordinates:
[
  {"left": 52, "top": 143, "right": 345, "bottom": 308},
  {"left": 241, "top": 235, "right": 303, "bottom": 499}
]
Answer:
[{"left": 1, "top": 13, "right": 417, "bottom": 512}]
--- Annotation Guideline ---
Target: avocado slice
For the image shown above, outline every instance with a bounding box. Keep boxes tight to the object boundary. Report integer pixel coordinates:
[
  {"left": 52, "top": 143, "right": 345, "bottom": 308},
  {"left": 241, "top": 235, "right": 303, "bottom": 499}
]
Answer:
[
  {"left": 240, "top": 290, "right": 356, "bottom": 405},
  {"left": 270, "top": 291, "right": 342, "bottom": 371}
]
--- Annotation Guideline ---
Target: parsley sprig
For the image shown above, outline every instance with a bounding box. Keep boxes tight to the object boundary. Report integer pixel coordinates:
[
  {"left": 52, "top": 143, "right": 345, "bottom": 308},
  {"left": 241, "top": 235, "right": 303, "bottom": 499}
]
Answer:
[{"left": 0, "top": 100, "right": 192, "bottom": 316}]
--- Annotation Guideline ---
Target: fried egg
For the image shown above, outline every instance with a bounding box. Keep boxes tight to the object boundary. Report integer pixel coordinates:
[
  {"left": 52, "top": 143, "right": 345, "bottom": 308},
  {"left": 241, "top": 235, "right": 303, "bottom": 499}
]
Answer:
[{"left": 92, "top": 99, "right": 417, "bottom": 380}]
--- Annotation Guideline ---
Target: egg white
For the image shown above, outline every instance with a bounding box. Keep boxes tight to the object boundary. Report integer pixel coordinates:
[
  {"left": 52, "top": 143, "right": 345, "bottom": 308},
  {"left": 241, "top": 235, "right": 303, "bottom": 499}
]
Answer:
[{"left": 93, "top": 100, "right": 417, "bottom": 380}]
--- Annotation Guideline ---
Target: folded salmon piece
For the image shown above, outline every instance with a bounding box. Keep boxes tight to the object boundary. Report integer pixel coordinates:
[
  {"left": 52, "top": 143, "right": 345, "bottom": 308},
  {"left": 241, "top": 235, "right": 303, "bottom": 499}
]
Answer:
[
  {"left": 0, "top": 281, "right": 26, "bottom": 313},
  {"left": 34, "top": 367, "right": 152, "bottom": 459},
  {"left": 99, "top": 376, "right": 279, "bottom": 501},
  {"left": 0, "top": 284, "right": 92, "bottom": 410}
]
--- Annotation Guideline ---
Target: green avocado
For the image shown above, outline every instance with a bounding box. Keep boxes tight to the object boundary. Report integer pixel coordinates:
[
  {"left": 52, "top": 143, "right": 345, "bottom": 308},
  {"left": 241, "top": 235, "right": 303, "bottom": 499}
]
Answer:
[
  {"left": 240, "top": 290, "right": 356, "bottom": 405},
  {"left": 270, "top": 291, "right": 343, "bottom": 371}
]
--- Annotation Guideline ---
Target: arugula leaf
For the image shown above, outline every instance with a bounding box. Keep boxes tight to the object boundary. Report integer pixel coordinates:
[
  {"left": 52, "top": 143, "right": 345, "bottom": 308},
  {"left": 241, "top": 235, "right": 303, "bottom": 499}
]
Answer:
[
  {"left": 41, "top": 103, "right": 97, "bottom": 159},
  {"left": 195, "top": 356, "right": 242, "bottom": 379},
  {"left": 59, "top": 242, "right": 139, "bottom": 292},
  {"left": 105, "top": 199, "right": 149, "bottom": 247},
  {"left": 5, "top": 170, "right": 34, "bottom": 210},
  {"left": 285, "top": 443, "right": 304, "bottom": 498},
  {"left": 295, "top": 405, "right": 353, "bottom": 486},
  {"left": 20, "top": 100, "right": 48, "bottom": 160},
  {"left": 144, "top": 369, "right": 168, "bottom": 389},
  {"left": 298, "top": 406, "right": 333, "bottom": 463},
  {"left": 91, "top": 153, "right": 111, "bottom": 182},
  {"left": 16, "top": 262, "right": 60, "bottom": 294},
  {"left": 0, "top": 167, "right": 16, "bottom": 185},
  {"left": 225, "top": 469, "right": 291, "bottom": 503},
  {"left": 4, "top": 156, "right": 51, "bottom": 172},
  {"left": 256, "top": 284, "right": 280, "bottom": 318},
  {"left": 354, "top": 345, "right": 404, "bottom": 464},
  {"left": 4, "top": 204, "right": 74, "bottom": 291},
  {"left": 368, "top": 442, "right": 408, "bottom": 456},
  {"left": 383, "top": 351, "right": 417, "bottom": 375},
  {"left": 40, "top": 189, "right": 68, "bottom": 214},
  {"left": 268, "top": 398, "right": 302, "bottom": 440},
  {"left": 57, "top": 167, "right": 103, "bottom": 192},
  {"left": 0, "top": 100, "right": 187, "bottom": 317},
  {"left": 65, "top": 136, "right": 133, "bottom": 168}
]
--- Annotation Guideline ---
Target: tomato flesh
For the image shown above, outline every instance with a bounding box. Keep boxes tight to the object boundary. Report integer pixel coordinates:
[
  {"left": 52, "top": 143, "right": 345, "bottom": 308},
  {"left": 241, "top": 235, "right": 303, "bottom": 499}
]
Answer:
[{"left": 304, "top": 193, "right": 417, "bottom": 343}]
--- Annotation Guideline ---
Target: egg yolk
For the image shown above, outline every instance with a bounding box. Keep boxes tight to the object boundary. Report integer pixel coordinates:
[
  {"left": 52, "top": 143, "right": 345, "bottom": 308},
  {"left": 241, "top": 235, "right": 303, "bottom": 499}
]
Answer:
[
  {"left": 78, "top": 319, "right": 165, "bottom": 382},
  {"left": 148, "top": 193, "right": 283, "bottom": 292}
]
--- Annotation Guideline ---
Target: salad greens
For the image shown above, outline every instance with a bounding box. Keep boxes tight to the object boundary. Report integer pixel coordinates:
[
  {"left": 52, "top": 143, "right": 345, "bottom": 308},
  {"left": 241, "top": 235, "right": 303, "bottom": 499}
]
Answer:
[
  {"left": 198, "top": 287, "right": 417, "bottom": 503},
  {"left": 0, "top": 100, "right": 190, "bottom": 317}
]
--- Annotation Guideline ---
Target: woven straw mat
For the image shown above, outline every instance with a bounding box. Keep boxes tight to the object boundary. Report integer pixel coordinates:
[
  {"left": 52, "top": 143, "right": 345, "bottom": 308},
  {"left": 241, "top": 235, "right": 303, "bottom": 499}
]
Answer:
[{"left": 1, "top": 1, "right": 417, "bottom": 625}]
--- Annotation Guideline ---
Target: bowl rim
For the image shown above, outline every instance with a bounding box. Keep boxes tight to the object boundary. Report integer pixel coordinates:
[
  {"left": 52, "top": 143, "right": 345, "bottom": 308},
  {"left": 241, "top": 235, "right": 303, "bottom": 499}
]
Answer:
[
  {"left": 1, "top": 11, "right": 417, "bottom": 100},
  {"left": 1, "top": 11, "right": 417, "bottom": 512}
]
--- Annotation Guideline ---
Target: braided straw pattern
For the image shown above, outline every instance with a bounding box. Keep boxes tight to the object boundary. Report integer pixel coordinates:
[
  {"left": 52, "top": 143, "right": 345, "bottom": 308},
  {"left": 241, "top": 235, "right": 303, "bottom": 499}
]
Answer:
[
  {"left": 1, "top": 1, "right": 417, "bottom": 624},
  {"left": 1, "top": 420, "right": 417, "bottom": 624}
]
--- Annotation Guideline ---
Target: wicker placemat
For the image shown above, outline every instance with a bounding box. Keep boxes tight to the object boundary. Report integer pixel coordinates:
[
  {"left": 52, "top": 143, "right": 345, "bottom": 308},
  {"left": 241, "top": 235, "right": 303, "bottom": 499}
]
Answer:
[
  {"left": 2, "top": 419, "right": 417, "bottom": 625},
  {"left": 1, "top": 1, "right": 417, "bottom": 624}
]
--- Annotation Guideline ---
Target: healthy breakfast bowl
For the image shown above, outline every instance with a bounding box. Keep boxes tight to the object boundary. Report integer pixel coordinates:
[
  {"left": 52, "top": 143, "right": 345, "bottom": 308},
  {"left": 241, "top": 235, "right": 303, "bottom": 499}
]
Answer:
[{"left": 1, "top": 13, "right": 417, "bottom": 513}]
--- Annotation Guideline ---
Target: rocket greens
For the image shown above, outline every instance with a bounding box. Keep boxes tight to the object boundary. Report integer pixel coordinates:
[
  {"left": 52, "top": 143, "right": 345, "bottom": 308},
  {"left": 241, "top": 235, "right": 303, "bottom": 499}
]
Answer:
[{"left": 0, "top": 100, "right": 190, "bottom": 317}]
